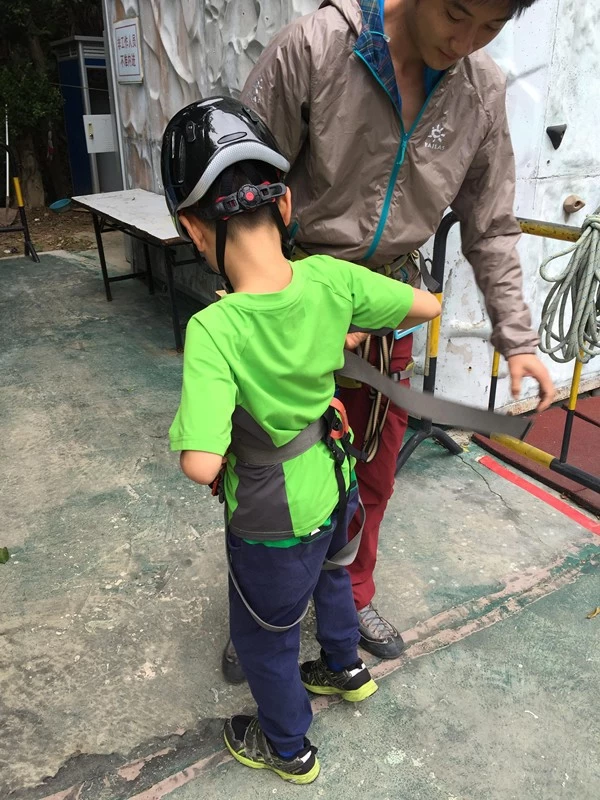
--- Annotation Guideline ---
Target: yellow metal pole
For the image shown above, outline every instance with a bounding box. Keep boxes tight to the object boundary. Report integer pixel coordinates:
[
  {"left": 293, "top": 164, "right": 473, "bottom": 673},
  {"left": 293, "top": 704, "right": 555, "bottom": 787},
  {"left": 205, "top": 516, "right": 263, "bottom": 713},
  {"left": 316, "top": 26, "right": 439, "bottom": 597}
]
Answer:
[
  {"left": 567, "top": 358, "right": 584, "bottom": 411},
  {"left": 428, "top": 293, "right": 443, "bottom": 359},
  {"left": 490, "top": 433, "right": 600, "bottom": 493},
  {"left": 517, "top": 217, "right": 580, "bottom": 243},
  {"left": 13, "top": 176, "right": 24, "bottom": 208},
  {"left": 488, "top": 350, "right": 501, "bottom": 410},
  {"left": 490, "top": 434, "right": 555, "bottom": 468}
]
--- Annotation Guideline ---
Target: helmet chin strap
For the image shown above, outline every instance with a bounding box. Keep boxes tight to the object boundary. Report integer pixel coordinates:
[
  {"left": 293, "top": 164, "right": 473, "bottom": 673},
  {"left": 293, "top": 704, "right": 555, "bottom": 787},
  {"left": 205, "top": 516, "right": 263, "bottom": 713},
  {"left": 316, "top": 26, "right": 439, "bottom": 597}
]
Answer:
[
  {"left": 190, "top": 241, "right": 217, "bottom": 278},
  {"left": 216, "top": 218, "right": 234, "bottom": 294},
  {"left": 271, "top": 203, "right": 295, "bottom": 259}
]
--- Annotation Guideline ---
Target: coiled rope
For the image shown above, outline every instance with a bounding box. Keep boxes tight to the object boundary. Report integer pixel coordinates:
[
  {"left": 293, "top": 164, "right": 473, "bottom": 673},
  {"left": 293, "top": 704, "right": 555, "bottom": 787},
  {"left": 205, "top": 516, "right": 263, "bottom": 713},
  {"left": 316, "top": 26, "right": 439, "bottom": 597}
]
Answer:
[{"left": 538, "top": 207, "right": 600, "bottom": 363}]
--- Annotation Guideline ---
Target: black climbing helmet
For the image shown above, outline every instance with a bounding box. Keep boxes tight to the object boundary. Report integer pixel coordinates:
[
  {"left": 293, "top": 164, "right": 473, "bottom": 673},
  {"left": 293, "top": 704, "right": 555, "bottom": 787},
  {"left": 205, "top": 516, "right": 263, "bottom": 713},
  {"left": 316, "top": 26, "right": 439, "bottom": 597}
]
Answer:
[{"left": 161, "top": 96, "right": 292, "bottom": 289}]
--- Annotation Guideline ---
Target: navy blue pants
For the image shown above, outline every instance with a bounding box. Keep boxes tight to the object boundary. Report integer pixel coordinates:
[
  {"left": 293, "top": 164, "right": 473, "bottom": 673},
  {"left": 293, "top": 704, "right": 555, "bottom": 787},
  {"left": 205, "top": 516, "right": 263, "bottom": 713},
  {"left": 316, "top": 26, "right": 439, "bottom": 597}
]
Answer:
[{"left": 228, "top": 493, "right": 361, "bottom": 754}]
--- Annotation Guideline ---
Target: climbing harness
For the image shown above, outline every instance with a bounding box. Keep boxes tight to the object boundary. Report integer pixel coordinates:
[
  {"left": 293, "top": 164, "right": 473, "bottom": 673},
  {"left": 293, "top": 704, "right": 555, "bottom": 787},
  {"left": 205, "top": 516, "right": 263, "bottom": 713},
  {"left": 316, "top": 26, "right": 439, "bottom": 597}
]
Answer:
[
  {"left": 217, "top": 351, "right": 530, "bottom": 632},
  {"left": 217, "top": 395, "right": 367, "bottom": 633},
  {"left": 351, "top": 250, "right": 436, "bottom": 463},
  {"left": 538, "top": 206, "right": 600, "bottom": 363}
]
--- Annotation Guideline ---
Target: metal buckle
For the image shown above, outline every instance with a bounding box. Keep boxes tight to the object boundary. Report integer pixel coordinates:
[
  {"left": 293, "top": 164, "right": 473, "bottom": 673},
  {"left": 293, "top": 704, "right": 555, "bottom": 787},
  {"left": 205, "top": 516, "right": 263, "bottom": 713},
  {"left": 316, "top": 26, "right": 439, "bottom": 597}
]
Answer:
[{"left": 390, "top": 361, "right": 415, "bottom": 382}]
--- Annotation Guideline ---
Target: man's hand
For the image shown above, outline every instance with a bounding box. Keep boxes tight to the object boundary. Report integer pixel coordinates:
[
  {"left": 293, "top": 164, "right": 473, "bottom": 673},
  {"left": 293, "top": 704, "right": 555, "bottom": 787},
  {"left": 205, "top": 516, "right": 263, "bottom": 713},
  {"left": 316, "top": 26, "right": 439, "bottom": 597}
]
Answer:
[
  {"left": 345, "top": 331, "right": 369, "bottom": 351},
  {"left": 507, "top": 354, "right": 555, "bottom": 413}
]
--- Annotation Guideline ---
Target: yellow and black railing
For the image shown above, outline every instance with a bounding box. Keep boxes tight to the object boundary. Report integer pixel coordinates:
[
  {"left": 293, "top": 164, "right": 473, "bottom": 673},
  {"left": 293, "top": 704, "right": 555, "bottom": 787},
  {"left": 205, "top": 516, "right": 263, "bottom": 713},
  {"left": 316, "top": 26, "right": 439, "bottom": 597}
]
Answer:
[
  {"left": 395, "top": 211, "right": 463, "bottom": 473},
  {"left": 0, "top": 144, "right": 39, "bottom": 263},
  {"left": 396, "top": 213, "right": 600, "bottom": 496},
  {"left": 486, "top": 218, "right": 599, "bottom": 493}
]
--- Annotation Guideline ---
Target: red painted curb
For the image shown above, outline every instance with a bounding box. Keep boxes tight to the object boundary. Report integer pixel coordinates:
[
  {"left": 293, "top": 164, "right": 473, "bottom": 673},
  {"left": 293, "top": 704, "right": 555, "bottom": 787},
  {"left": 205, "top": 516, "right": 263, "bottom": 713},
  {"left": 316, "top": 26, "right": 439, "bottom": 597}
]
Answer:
[{"left": 479, "top": 455, "right": 600, "bottom": 536}]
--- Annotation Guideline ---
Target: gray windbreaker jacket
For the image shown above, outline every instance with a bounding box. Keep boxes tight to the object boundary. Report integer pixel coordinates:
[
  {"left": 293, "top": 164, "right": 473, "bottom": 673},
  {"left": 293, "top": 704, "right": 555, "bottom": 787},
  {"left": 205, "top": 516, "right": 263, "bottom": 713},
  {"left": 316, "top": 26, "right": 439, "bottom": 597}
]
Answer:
[{"left": 241, "top": 0, "right": 538, "bottom": 356}]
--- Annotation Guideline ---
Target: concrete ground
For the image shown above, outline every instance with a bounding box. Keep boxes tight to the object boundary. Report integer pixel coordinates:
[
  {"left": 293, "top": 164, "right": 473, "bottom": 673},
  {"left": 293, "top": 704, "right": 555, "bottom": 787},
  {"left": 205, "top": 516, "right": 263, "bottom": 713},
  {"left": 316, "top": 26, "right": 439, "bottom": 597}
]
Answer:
[{"left": 1, "top": 249, "right": 599, "bottom": 800}]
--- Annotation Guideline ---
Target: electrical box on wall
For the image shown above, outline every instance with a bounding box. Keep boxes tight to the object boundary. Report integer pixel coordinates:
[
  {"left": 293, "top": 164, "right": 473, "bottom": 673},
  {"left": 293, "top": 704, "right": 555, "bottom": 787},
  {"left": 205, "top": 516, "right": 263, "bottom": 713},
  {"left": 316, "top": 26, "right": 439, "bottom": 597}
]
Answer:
[{"left": 83, "top": 114, "right": 117, "bottom": 154}]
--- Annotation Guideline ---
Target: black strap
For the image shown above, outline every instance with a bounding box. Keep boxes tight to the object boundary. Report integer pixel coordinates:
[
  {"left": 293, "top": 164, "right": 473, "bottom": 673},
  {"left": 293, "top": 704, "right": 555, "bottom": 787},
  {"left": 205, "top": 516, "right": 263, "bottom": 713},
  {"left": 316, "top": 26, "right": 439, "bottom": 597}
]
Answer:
[
  {"left": 203, "top": 182, "right": 287, "bottom": 219},
  {"left": 272, "top": 203, "right": 295, "bottom": 259},
  {"left": 215, "top": 219, "right": 233, "bottom": 293},
  {"left": 321, "top": 406, "right": 366, "bottom": 542},
  {"left": 417, "top": 252, "right": 441, "bottom": 293}
]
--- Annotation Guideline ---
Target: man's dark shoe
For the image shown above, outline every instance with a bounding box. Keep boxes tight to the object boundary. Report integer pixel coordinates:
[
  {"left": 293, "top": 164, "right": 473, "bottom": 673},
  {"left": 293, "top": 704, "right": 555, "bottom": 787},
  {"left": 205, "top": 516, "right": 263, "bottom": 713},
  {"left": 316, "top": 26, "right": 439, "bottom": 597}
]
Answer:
[
  {"left": 224, "top": 714, "right": 320, "bottom": 784},
  {"left": 300, "top": 650, "right": 378, "bottom": 702},
  {"left": 221, "top": 637, "right": 246, "bottom": 684},
  {"left": 357, "top": 603, "right": 406, "bottom": 659}
]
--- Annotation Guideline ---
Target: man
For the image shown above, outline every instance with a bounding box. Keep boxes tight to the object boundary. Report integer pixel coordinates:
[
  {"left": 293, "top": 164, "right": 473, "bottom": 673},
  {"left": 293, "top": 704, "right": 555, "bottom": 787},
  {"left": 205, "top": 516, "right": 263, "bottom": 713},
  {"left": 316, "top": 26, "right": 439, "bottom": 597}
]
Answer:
[{"left": 219, "top": 0, "right": 554, "bottom": 680}]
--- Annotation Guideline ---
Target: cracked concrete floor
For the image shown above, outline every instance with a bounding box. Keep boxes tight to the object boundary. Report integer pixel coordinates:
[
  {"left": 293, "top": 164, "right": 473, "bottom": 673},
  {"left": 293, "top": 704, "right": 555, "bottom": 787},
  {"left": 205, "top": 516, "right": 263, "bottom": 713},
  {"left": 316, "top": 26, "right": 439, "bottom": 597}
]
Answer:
[{"left": 1, "top": 252, "right": 599, "bottom": 800}]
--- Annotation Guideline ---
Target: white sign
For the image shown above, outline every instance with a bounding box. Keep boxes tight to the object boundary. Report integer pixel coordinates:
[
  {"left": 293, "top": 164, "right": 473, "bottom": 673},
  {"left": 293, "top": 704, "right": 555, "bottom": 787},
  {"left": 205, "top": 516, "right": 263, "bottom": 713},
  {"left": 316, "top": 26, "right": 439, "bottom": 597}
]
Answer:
[
  {"left": 82, "top": 115, "right": 116, "bottom": 154},
  {"left": 113, "top": 17, "right": 143, "bottom": 84}
]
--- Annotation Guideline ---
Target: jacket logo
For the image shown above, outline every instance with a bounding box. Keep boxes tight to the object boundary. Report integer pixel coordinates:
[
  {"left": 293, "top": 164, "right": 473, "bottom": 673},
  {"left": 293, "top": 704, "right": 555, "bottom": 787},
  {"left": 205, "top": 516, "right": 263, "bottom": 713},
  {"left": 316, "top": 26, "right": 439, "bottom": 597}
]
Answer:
[{"left": 425, "top": 124, "right": 446, "bottom": 151}]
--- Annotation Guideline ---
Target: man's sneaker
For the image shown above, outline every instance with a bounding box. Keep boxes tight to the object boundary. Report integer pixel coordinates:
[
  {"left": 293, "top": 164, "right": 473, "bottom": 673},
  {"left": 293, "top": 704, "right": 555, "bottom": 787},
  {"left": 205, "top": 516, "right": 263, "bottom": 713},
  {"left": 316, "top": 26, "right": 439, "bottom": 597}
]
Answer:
[
  {"left": 357, "top": 603, "right": 406, "bottom": 659},
  {"left": 223, "top": 715, "right": 320, "bottom": 785},
  {"left": 300, "top": 650, "right": 378, "bottom": 702},
  {"left": 221, "top": 638, "right": 246, "bottom": 685}
]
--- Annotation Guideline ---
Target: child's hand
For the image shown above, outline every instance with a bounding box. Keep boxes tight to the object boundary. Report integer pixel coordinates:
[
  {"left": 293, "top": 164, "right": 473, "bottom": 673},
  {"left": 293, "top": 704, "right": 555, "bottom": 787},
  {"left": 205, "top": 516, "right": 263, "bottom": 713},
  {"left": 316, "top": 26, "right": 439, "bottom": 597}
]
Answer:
[{"left": 345, "top": 331, "right": 368, "bottom": 351}]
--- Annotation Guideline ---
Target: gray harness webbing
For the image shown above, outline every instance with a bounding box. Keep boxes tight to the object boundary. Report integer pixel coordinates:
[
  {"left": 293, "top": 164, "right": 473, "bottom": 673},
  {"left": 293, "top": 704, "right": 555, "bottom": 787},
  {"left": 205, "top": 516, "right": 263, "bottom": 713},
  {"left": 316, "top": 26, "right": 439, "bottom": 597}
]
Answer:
[
  {"left": 337, "top": 350, "right": 530, "bottom": 439},
  {"left": 229, "top": 418, "right": 327, "bottom": 465},
  {"left": 225, "top": 348, "right": 529, "bottom": 632},
  {"left": 229, "top": 349, "right": 528, "bottom": 469}
]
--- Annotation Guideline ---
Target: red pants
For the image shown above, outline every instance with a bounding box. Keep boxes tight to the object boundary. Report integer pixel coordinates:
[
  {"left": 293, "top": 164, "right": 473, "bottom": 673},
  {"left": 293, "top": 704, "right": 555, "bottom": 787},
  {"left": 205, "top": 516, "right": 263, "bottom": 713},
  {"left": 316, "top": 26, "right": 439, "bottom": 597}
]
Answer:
[{"left": 338, "top": 334, "right": 413, "bottom": 610}]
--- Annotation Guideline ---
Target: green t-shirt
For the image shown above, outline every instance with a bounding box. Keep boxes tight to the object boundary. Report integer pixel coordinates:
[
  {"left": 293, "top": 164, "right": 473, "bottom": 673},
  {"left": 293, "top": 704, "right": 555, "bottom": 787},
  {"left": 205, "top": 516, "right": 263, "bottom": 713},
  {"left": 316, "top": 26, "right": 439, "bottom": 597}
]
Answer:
[{"left": 169, "top": 255, "right": 414, "bottom": 542}]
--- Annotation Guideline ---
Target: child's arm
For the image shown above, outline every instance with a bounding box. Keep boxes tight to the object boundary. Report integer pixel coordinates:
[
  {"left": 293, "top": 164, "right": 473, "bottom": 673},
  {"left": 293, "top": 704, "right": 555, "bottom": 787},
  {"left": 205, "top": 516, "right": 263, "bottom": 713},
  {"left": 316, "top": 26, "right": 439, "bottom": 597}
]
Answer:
[
  {"left": 397, "top": 286, "right": 441, "bottom": 327},
  {"left": 345, "top": 262, "right": 441, "bottom": 341},
  {"left": 180, "top": 451, "right": 224, "bottom": 485},
  {"left": 169, "top": 317, "right": 236, "bottom": 482}
]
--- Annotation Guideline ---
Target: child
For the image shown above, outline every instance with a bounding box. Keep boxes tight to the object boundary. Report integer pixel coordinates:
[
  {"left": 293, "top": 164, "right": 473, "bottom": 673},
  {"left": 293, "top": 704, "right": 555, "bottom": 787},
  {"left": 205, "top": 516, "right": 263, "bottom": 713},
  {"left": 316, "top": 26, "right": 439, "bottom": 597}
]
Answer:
[{"left": 162, "top": 97, "right": 441, "bottom": 785}]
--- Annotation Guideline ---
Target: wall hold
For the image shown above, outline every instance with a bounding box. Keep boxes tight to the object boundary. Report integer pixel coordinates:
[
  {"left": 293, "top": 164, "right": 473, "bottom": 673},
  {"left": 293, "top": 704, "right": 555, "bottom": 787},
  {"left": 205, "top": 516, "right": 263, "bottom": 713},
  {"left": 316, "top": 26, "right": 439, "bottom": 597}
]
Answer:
[
  {"left": 546, "top": 124, "right": 567, "bottom": 150},
  {"left": 563, "top": 194, "right": 586, "bottom": 215}
]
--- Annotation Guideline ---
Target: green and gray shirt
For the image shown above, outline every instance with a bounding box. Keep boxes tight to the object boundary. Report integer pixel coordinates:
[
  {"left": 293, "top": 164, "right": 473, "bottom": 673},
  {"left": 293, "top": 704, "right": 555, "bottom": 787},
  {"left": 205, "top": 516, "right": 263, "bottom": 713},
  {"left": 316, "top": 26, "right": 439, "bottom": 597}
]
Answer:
[{"left": 169, "top": 255, "right": 413, "bottom": 542}]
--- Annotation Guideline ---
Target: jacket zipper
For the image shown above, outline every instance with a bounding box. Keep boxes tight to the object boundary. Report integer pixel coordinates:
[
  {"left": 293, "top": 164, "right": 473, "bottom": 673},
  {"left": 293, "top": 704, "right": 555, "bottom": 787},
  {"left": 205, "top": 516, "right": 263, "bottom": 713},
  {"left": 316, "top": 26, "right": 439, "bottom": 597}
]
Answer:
[{"left": 354, "top": 49, "right": 439, "bottom": 261}]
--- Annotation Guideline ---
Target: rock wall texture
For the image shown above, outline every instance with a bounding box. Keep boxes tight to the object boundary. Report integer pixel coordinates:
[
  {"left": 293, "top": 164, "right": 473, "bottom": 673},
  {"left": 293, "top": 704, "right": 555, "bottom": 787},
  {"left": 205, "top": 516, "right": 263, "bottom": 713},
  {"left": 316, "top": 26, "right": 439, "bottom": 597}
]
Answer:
[{"left": 103, "top": 0, "right": 600, "bottom": 403}]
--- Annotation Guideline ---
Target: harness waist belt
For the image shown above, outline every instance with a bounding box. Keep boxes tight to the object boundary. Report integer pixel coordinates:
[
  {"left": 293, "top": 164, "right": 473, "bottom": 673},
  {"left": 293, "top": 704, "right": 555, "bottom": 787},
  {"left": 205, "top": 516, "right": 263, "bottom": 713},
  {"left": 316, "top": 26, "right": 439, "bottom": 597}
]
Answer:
[
  {"left": 231, "top": 350, "right": 529, "bottom": 471},
  {"left": 229, "top": 418, "right": 327, "bottom": 466},
  {"left": 337, "top": 350, "right": 530, "bottom": 440},
  {"left": 224, "top": 350, "right": 530, "bottom": 633}
]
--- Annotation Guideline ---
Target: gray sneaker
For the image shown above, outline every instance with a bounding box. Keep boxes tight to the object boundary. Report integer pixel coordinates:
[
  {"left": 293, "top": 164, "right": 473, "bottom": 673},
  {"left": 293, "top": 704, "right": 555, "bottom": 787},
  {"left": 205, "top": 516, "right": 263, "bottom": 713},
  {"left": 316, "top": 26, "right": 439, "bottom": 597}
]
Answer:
[{"left": 357, "top": 603, "right": 406, "bottom": 659}]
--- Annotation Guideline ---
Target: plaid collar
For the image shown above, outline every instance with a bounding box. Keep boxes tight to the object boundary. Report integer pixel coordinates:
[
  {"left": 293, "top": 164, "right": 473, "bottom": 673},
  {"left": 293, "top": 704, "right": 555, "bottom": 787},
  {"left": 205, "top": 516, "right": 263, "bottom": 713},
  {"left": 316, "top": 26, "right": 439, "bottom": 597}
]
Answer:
[{"left": 356, "top": 0, "right": 445, "bottom": 117}]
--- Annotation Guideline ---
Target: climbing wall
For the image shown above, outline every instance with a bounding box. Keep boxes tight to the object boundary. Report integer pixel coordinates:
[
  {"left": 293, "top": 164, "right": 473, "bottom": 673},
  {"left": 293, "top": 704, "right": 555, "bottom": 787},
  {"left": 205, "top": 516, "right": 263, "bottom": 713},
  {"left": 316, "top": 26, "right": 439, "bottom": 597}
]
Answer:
[
  {"left": 424, "top": 0, "right": 600, "bottom": 408},
  {"left": 102, "top": 0, "right": 600, "bottom": 405},
  {"left": 103, "top": 0, "right": 314, "bottom": 195}
]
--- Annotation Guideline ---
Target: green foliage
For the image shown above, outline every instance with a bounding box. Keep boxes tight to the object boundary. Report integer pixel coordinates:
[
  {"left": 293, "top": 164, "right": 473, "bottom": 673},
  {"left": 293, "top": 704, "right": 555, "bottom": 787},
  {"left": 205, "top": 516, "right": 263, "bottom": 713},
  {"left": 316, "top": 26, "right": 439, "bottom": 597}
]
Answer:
[
  {"left": 0, "top": 64, "right": 63, "bottom": 136},
  {"left": 0, "top": 0, "right": 103, "bottom": 137},
  {"left": 0, "top": 0, "right": 100, "bottom": 39}
]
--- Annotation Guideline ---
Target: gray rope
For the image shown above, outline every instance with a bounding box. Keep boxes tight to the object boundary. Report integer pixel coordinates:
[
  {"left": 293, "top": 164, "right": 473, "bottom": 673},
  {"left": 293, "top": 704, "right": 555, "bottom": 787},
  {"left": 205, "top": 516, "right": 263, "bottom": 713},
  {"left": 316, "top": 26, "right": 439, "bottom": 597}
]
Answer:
[{"left": 538, "top": 208, "right": 600, "bottom": 363}]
